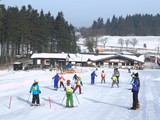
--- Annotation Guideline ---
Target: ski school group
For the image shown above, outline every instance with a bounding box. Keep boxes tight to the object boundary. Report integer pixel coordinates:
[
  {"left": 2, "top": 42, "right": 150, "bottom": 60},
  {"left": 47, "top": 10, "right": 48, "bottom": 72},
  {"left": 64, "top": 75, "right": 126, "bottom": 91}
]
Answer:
[{"left": 29, "top": 68, "right": 140, "bottom": 110}]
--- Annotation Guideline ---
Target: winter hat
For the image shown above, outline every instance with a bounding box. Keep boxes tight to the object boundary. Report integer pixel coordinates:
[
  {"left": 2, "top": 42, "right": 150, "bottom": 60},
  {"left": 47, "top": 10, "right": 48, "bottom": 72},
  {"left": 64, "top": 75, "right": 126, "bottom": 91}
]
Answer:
[
  {"left": 34, "top": 79, "right": 38, "bottom": 83},
  {"left": 134, "top": 73, "right": 139, "bottom": 77},
  {"left": 67, "top": 80, "right": 70, "bottom": 84}
]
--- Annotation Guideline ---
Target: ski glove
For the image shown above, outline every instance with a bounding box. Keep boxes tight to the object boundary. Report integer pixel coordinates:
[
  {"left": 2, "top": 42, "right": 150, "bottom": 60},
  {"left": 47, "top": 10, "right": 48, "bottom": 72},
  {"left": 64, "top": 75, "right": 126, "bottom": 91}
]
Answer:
[
  {"left": 29, "top": 91, "right": 31, "bottom": 93},
  {"left": 39, "top": 91, "right": 41, "bottom": 94}
]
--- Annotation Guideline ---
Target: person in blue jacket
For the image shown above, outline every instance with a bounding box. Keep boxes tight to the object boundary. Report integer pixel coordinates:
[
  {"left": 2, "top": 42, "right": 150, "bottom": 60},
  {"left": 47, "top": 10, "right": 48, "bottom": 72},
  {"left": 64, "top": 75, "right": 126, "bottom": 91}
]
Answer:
[
  {"left": 52, "top": 73, "right": 60, "bottom": 90},
  {"left": 30, "top": 80, "right": 41, "bottom": 106},
  {"left": 130, "top": 72, "right": 140, "bottom": 110},
  {"left": 91, "top": 71, "right": 97, "bottom": 85}
]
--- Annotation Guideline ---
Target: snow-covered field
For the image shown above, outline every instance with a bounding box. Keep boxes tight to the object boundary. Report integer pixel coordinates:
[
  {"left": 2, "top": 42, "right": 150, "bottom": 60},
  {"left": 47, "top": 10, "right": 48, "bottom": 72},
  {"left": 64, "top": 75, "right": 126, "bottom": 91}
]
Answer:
[{"left": 0, "top": 67, "right": 160, "bottom": 120}]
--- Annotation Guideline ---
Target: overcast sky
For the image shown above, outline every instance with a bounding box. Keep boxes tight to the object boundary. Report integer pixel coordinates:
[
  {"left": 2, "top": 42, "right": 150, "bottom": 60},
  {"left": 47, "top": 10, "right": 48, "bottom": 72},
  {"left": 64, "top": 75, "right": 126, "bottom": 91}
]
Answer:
[{"left": 1, "top": 0, "right": 160, "bottom": 28}]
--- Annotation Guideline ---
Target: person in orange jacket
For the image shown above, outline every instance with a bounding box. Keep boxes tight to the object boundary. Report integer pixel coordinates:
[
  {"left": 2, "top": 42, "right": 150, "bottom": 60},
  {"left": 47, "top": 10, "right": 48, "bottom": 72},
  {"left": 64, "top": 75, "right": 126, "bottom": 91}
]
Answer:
[{"left": 101, "top": 70, "right": 106, "bottom": 83}]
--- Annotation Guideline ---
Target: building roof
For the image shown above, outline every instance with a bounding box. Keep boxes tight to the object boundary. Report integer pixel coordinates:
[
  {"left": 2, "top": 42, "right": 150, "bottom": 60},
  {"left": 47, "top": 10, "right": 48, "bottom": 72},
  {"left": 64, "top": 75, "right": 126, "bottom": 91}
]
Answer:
[{"left": 31, "top": 53, "right": 144, "bottom": 63}]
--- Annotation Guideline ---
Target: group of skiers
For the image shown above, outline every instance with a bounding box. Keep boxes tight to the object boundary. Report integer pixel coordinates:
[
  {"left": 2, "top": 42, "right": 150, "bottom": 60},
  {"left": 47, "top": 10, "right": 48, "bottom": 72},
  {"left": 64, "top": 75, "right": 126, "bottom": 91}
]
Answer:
[{"left": 29, "top": 68, "right": 140, "bottom": 110}]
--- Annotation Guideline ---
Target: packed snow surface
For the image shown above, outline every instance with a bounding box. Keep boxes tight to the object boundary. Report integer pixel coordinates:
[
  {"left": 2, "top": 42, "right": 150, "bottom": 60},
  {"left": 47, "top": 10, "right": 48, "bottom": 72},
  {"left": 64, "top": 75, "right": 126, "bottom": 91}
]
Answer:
[{"left": 0, "top": 67, "right": 159, "bottom": 120}]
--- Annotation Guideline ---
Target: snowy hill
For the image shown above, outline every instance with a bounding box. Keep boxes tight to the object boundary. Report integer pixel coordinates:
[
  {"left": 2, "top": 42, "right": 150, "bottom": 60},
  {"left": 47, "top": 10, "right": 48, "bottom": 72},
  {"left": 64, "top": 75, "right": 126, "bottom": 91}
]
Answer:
[
  {"left": 0, "top": 67, "right": 160, "bottom": 120},
  {"left": 77, "top": 36, "right": 160, "bottom": 53}
]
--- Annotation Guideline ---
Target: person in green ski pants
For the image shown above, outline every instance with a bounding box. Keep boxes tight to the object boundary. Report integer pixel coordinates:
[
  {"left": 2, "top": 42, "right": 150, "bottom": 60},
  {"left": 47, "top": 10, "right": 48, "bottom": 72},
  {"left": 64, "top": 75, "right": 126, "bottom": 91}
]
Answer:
[{"left": 64, "top": 79, "right": 74, "bottom": 107}]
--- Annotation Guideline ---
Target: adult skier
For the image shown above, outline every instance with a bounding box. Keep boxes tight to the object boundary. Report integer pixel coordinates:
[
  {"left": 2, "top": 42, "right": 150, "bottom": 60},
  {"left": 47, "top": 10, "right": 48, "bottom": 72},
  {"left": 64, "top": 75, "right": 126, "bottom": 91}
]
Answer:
[
  {"left": 52, "top": 73, "right": 60, "bottom": 90},
  {"left": 64, "top": 80, "right": 74, "bottom": 108},
  {"left": 101, "top": 70, "right": 106, "bottom": 83},
  {"left": 91, "top": 71, "right": 97, "bottom": 85},
  {"left": 29, "top": 80, "right": 41, "bottom": 106},
  {"left": 73, "top": 76, "right": 83, "bottom": 94},
  {"left": 130, "top": 72, "right": 140, "bottom": 110}
]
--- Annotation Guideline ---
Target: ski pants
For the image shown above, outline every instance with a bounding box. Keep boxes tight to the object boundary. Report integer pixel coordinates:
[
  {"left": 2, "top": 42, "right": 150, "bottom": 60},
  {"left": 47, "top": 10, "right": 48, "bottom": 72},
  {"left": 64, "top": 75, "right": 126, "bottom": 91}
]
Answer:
[
  {"left": 66, "top": 92, "right": 74, "bottom": 107},
  {"left": 116, "top": 76, "right": 119, "bottom": 85},
  {"left": 101, "top": 78, "right": 105, "bottom": 83},
  {"left": 91, "top": 77, "right": 95, "bottom": 84},
  {"left": 54, "top": 80, "right": 58, "bottom": 89},
  {"left": 60, "top": 82, "right": 65, "bottom": 88},
  {"left": 32, "top": 94, "right": 40, "bottom": 104},
  {"left": 112, "top": 80, "right": 119, "bottom": 87},
  {"left": 74, "top": 85, "right": 81, "bottom": 94},
  {"left": 132, "top": 91, "right": 138, "bottom": 109}
]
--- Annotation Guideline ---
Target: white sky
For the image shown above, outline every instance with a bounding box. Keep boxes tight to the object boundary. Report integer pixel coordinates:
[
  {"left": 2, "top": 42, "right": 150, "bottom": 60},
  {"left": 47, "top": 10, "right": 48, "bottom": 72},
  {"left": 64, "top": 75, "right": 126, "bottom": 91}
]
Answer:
[{"left": 1, "top": 0, "right": 160, "bottom": 27}]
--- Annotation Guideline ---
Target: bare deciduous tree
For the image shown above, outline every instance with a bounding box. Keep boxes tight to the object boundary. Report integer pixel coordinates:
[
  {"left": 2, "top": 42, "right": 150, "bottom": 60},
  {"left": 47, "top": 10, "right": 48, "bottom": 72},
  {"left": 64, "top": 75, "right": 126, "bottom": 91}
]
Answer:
[
  {"left": 100, "top": 37, "right": 108, "bottom": 48},
  {"left": 118, "top": 38, "right": 124, "bottom": 48},
  {"left": 84, "top": 37, "right": 97, "bottom": 52},
  {"left": 125, "top": 39, "right": 130, "bottom": 49},
  {"left": 130, "top": 38, "right": 138, "bottom": 48}
]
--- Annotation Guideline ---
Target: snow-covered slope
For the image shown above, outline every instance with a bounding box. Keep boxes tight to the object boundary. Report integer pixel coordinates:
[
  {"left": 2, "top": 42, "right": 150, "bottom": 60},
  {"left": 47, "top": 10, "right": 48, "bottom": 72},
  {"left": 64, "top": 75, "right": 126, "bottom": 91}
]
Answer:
[{"left": 0, "top": 67, "right": 160, "bottom": 120}]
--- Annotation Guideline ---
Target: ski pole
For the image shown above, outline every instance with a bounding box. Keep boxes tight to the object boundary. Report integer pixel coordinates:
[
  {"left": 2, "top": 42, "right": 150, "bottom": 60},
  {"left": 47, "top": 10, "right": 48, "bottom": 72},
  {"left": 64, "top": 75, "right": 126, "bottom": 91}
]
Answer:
[
  {"left": 26, "top": 93, "right": 31, "bottom": 105},
  {"left": 61, "top": 94, "right": 66, "bottom": 105},
  {"left": 74, "top": 93, "right": 80, "bottom": 104},
  {"left": 9, "top": 96, "right": 12, "bottom": 109}
]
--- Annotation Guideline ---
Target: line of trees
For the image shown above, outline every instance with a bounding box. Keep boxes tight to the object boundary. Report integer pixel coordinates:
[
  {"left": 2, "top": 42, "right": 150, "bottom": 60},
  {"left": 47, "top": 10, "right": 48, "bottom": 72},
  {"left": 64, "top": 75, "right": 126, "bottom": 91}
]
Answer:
[
  {"left": 89, "top": 14, "right": 160, "bottom": 36},
  {"left": 0, "top": 4, "right": 77, "bottom": 64}
]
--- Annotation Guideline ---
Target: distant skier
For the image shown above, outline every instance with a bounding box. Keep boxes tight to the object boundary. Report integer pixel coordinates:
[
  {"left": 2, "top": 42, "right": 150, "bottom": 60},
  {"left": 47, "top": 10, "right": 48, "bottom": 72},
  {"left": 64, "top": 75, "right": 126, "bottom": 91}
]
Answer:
[
  {"left": 91, "top": 71, "right": 97, "bottom": 85},
  {"left": 111, "top": 74, "right": 119, "bottom": 88},
  {"left": 130, "top": 72, "right": 140, "bottom": 110},
  {"left": 73, "top": 76, "right": 83, "bottom": 94},
  {"left": 29, "top": 80, "right": 41, "bottom": 106},
  {"left": 113, "top": 68, "right": 120, "bottom": 85},
  {"left": 101, "top": 70, "right": 106, "bottom": 83},
  {"left": 59, "top": 75, "right": 65, "bottom": 88},
  {"left": 64, "top": 80, "right": 74, "bottom": 108},
  {"left": 52, "top": 73, "right": 60, "bottom": 90},
  {"left": 73, "top": 73, "right": 78, "bottom": 84}
]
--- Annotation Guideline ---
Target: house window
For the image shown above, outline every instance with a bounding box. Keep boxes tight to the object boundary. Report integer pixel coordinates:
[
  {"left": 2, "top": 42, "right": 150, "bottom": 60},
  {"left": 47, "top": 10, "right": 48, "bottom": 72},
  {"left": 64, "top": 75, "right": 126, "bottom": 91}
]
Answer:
[
  {"left": 37, "top": 59, "right": 41, "bottom": 65},
  {"left": 44, "top": 59, "right": 50, "bottom": 65}
]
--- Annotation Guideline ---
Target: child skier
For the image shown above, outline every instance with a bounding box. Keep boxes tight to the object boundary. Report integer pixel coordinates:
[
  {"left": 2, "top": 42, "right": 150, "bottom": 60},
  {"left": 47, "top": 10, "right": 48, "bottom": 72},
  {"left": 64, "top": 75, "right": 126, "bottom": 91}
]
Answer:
[
  {"left": 73, "top": 73, "right": 78, "bottom": 84},
  {"left": 64, "top": 80, "right": 74, "bottom": 108},
  {"left": 101, "top": 70, "right": 106, "bottom": 83},
  {"left": 130, "top": 72, "right": 140, "bottom": 110},
  {"left": 111, "top": 74, "right": 119, "bottom": 88},
  {"left": 59, "top": 75, "right": 65, "bottom": 88},
  {"left": 73, "top": 76, "right": 83, "bottom": 94},
  {"left": 91, "top": 71, "right": 97, "bottom": 85},
  {"left": 29, "top": 80, "right": 41, "bottom": 106},
  {"left": 52, "top": 73, "right": 60, "bottom": 90}
]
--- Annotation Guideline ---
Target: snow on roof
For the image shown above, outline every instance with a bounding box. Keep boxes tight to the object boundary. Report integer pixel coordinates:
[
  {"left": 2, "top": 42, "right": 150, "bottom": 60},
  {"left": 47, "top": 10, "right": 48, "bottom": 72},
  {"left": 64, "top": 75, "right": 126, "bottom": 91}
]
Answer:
[
  {"left": 31, "top": 53, "right": 68, "bottom": 59},
  {"left": 31, "top": 53, "right": 144, "bottom": 63}
]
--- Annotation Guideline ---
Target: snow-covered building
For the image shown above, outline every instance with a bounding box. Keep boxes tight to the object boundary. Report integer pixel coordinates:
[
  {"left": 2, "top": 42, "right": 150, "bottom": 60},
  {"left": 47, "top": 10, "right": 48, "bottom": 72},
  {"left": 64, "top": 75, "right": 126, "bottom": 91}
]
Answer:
[{"left": 31, "top": 52, "right": 144, "bottom": 69}]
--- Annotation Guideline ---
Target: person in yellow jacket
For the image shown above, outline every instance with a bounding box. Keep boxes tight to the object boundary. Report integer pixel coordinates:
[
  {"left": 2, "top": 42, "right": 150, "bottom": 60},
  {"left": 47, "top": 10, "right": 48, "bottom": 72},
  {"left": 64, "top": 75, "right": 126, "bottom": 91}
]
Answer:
[
  {"left": 111, "top": 74, "right": 119, "bottom": 88},
  {"left": 73, "top": 76, "right": 83, "bottom": 94},
  {"left": 64, "top": 80, "right": 74, "bottom": 107},
  {"left": 59, "top": 75, "right": 65, "bottom": 88}
]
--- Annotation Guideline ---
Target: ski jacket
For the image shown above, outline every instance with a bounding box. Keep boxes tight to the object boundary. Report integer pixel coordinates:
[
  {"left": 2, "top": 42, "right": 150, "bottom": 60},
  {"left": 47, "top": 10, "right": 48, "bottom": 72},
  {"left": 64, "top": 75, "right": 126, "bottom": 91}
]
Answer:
[
  {"left": 101, "top": 73, "right": 106, "bottom": 78},
  {"left": 65, "top": 84, "right": 74, "bottom": 93},
  {"left": 91, "top": 71, "right": 97, "bottom": 78},
  {"left": 132, "top": 77, "right": 140, "bottom": 91},
  {"left": 111, "top": 76, "right": 117, "bottom": 81},
  {"left": 30, "top": 83, "right": 41, "bottom": 95},
  {"left": 73, "top": 74, "right": 78, "bottom": 80},
  {"left": 59, "top": 76, "right": 65, "bottom": 82},
  {"left": 53, "top": 74, "right": 60, "bottom": 82},
  {"left": 76, "top": 80, "right": 83, "bottom": 86},
  {"left": 114, "top": 70, "right": 120, "bottom": 77}
]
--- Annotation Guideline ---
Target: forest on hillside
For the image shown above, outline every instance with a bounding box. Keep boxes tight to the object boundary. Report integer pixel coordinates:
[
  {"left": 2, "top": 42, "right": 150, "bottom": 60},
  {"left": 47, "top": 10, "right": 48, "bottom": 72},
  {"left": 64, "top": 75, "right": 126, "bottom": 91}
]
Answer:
[
  {"left": 0, "top": 4, "right": 77, "bottom": 64},
  {"left": 80, "top": 14, "right": 160, "bottom": 37}
]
